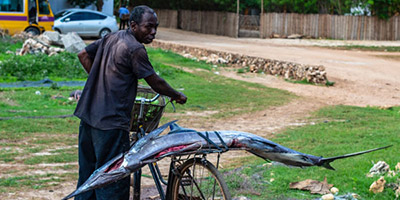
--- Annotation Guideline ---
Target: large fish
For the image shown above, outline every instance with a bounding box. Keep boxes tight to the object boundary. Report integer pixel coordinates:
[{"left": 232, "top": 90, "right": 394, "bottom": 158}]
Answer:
[{"left": 63, "top": 121, "right": 390, "bottom": 200}]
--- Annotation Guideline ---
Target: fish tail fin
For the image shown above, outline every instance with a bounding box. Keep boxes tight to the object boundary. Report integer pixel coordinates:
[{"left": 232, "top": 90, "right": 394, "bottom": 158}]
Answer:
[
  {"left": 62, "top": 189, "right": 79, "bottom": 200},
  {"left": 318, "top": 145, "right": 392, "bottom": 170},
  {"left": 320, "top": 161, "right": 336, "bottom": 170}
]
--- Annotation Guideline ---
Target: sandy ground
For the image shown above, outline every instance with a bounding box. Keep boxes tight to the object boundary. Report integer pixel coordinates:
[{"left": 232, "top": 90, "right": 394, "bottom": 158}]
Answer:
[{"left": 2, "top": 28, "right": 399, "bottom": 200}]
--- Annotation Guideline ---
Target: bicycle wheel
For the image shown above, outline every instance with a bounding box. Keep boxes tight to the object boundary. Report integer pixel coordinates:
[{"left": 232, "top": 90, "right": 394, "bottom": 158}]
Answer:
[{"left": 169, "top": 158, "right": 231, "bottom": 200}]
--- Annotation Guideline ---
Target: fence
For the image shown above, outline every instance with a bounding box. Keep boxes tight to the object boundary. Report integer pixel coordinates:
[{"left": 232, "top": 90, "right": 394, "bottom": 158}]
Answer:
[
  {"left": 154, "top": 9, "right": 400, "bottom": 40},
  {"left": 261, "top": 13, "right": 400, "bottom": 40},
  {"left": 154, "top": 9, "right": 238, "bottom": 37}
]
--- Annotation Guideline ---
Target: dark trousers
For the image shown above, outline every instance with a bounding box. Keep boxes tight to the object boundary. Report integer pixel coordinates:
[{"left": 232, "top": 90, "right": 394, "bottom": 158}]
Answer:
[
  {"left": 75, "top": 121, "right": 130, "bottom": 200},
  {"left": 119, "top": 19, "right": 128, "bottom": 30}
]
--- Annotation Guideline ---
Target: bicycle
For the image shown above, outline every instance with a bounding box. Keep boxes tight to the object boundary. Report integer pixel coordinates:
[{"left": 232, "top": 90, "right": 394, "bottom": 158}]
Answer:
[{"left": 129, "top": 85, "right": 231, "bottom": 200}]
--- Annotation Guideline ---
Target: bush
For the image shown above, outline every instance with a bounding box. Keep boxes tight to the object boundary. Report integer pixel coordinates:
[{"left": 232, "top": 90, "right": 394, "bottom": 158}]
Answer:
[
  {"left": 0, "top": 36, "right": 23, "bottom": 54},
  {"left": 0, "top": 52, "right": 86, "bottom": 81}
]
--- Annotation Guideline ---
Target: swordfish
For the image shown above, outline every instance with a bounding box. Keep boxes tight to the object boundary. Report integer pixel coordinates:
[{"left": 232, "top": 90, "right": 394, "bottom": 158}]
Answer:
[{"left": 63, "top": 121, "right": 391, "bottom": 200}]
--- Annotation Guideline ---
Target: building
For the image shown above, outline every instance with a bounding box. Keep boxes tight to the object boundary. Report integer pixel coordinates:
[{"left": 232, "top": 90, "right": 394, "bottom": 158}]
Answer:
[{"left": 49, "top": 0, "right": 114, "bottom": 16}]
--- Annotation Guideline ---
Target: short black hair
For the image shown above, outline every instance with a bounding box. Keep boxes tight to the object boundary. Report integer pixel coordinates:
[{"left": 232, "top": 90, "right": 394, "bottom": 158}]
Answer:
[{"left": 129, "top": 5, "right": 155, "bottom": 25}]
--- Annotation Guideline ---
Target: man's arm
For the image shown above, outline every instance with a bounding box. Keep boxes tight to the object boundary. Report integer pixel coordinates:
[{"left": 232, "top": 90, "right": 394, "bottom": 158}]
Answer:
[
  {"left": 78, "top": 49, "right": 93, "bottom": 74},
  {"left": 144, "top": 74, "right": 187, "bottom": 104}
]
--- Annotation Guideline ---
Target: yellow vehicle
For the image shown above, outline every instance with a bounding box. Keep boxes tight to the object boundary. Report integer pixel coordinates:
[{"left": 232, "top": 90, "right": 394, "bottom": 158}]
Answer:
[{"left": 0, "top": 0, "right": 54, "bottom": 35}]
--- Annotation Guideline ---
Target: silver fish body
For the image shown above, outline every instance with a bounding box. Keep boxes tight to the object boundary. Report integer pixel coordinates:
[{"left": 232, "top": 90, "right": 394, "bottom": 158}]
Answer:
[{"left": 63, "top": 122, "right": 390, "bottom": 200}]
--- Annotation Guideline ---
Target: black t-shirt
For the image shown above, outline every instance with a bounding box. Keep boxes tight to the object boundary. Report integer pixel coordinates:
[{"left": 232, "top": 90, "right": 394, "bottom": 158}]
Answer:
[{"left": 74, "top": 29, "right": 155, "bottom": 131}]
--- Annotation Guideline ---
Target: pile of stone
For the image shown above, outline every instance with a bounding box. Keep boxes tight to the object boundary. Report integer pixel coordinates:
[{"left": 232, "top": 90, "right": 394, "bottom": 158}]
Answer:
[
  {"left": 18, "top": 38, "right": 64, "bottom": 56},
  {"left": 9, "top": 31, "right": 86, "bottom": 56},
  {"left": 149, "top": 40, "right": 328, "bottom": 84},
  {"left": 0, "top": 29, "right": 8, "bottom": 38}
]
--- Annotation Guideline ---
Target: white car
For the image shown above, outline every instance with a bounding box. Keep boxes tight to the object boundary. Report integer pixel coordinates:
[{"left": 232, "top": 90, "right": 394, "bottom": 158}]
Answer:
[{"left": 53, "top": 9, "right": 119, "bottom": 38}]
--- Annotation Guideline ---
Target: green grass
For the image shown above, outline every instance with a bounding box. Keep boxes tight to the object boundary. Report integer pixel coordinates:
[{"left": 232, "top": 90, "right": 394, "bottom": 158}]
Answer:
[
  {"left": 0, "top": 173, "right": 77, "bottom": 190},
  {"left": 0, "top": 87, "right": 80, "bottom": 118},
  {"left": 329, "top": 45, "right": 400, "bottom": 52},
  {"left": 285, "top": 79, "right": 336, "bottom": 87},
  {"left": 0, "top": 52, "right": 86, "bottom": 82},
  {"left": 150, "top": 64, "right": 294, "bottom": 118},
  {"left": 0, "top": 38, "right": 86, "bottom": 82},
  {"left": 0, "top": 36, "right": 23, "bottom": 54},
  {"left": 147, "top": 48, "right": 217, "bottom": 71},
  {"left": 0, "top": 44, "right": 295, "bottom": 194},
  {"left": 24, "top": 152, "right": 77, "bottom": 165},
  {"left": 228, "top": 105, "right": 400, "bottom": 199}
]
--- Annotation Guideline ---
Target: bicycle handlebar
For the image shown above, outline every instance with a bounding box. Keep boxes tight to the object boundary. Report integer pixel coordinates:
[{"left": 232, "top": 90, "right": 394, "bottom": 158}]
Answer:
[
  {"left": 135, "top": 94, "right": 160, "bottom": 103},
  {"left": 135, "top": 93, "right": 176, "bottom": 112}
]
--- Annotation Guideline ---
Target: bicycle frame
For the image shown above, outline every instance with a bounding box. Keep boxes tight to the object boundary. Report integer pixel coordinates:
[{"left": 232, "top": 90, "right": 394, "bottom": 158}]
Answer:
[
  {"left": 131, "top": 90, "right": 227, "bottom": 200},
  {"left": 132, "top": 93, "right": 168, "bottom": 200}
]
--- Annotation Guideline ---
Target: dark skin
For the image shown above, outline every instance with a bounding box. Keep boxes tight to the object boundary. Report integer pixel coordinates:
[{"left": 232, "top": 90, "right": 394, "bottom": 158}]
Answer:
[{"left": 78, "top": 11, "right": 187, "bottom": 104}]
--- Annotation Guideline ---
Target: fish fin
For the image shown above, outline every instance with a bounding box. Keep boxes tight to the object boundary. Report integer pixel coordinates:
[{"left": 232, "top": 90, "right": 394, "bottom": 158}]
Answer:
[
  {"left": 247, "top": 149, "right": 272, "bottom": 162},
  {"left": 168, "top": 122, "right": 197, "bottom": 134},
  {"left": 147, "top": 120, "right": 178, "bottom": 139},
  {"left": 132, "top": 120, "right": 178, "bottom": 149},
  {"left": 318, "top": 145, "right": 392, "bottom": 170},
  {"left": 62, "top": 190, "right": 79, "bottom": 200}
]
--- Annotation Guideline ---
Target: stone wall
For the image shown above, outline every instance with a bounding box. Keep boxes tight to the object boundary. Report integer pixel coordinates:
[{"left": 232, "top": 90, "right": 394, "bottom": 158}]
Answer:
[{"left": 149, "top": 40, "right": 328, "bottom": 84}]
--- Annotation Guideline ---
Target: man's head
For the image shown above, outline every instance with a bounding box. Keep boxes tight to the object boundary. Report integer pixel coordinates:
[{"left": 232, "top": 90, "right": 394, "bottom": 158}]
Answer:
[{"left": 129, "top": 5, "right": 158, "bottom": 44}]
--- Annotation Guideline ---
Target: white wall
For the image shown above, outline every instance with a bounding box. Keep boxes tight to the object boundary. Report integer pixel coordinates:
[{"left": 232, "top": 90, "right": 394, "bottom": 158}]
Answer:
[
  {"left": 102, "top": 0, "right": 113, "bottom": 16},
  {"left": 49, "top": 0, "right": 114, "bottom": 16}
]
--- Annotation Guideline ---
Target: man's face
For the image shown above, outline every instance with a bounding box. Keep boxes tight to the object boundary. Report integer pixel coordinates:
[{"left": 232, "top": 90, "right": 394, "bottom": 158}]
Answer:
[{"left": 132, "top": 12, "right": 158, "bottom": 44}]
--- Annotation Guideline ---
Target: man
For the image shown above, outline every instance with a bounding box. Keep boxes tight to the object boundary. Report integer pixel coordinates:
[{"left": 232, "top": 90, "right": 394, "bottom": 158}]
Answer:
[
  {"left": 118, "top": 4, "right": 129, "bottom": 30},
  {"left": 74, "top": 5, "right": 187, "bottom": 200}
]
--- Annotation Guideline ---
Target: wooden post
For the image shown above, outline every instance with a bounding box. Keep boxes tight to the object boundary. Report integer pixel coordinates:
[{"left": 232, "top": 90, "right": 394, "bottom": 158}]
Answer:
[
  {"left": 236, "top": 0, "right": 239, "bottom": 38},
  {"left": 260, "top": 0, "right": 263, "bottom": 38}
]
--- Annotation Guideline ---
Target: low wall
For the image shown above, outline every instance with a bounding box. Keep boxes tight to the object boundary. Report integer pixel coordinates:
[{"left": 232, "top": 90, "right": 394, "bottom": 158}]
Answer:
[{"left": 149, "top": 40, "right": 328, "bottom": 84}]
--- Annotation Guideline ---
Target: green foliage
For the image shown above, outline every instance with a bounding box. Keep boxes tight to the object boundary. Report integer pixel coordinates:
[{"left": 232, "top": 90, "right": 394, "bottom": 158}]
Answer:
[
  {"left": 229, "top": 105, "right": 400, "bottom": 199},
  {"left": 0, "top": 51, "right": 86, "bottom": 82},
  {"left": 330, "top": 45, "right": 400, "bottom": 52},
  {"left": 67, "top": 0, "right": 96, "bottom": 9},
  {"left": 129, "top": 0, "right": 400, "bottom": 19},
  {"left": 0, "top": 37, "right": 23, "bottom": 54}
]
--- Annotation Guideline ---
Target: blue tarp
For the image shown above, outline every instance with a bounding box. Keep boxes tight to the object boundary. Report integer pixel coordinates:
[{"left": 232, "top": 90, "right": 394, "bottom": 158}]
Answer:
[{"left": 0, "top": 78, "right": 86, "bottom": 88}]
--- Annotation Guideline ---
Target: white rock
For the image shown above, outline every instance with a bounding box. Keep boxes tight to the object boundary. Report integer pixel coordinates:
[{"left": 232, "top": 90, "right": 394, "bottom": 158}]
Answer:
[
  {"left": 321, "top": 193, "right": 334, "bottom": 200},
  {"left": 42, "top": 31, "right": 63, "bottom": 46},
  {"left": 330, "top": 187, "right": 339, "bottom": 194},
  {"left": 61, "top": 32, "right": 86, "bottom": 53},
  {"left": 367, "top": 161, "right": 390, "bottom": 177},
  {"left": 232, "top": 196, "right": 250, "bottom": 200}
]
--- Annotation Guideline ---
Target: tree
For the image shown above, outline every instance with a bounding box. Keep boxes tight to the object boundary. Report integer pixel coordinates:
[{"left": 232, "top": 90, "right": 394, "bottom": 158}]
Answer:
[
  {"left": 112, "top": 0, "right": 400, "bottom": 19},
  {"left": 67, "top": 0, "right": 104, "bottom": 11},
  {"left": 67, "top": 0, "right": 95, "bottom": 9}
]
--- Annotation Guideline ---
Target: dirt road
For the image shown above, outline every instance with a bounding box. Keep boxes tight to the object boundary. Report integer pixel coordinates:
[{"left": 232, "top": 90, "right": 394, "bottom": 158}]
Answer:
[{"left": 156, "top": 28, "right": 400, "bottom": 107}]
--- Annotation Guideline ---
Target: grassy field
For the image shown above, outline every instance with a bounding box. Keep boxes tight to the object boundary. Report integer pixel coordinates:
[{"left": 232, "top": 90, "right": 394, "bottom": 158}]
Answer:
[
  {"left": 226, "top": 105, "right": 400, "bottom": 199},
  {"left": 0, "top": 40, "right": 295, "bottom": 195},
  {"left": 1, "top": 38, "right": 398, "bottom": 199}
]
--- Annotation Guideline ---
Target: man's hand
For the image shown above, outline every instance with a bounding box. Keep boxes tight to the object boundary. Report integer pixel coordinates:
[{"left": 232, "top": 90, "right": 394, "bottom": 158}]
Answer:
[{"left": 171, "top": 92, "right": 187, "bottom": 104}]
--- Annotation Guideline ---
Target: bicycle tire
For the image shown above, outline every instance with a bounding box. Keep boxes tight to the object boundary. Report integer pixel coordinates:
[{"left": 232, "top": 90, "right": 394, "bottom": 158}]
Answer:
[{"left": 168, "top": 158, "right": 231, "bottom": 200}]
